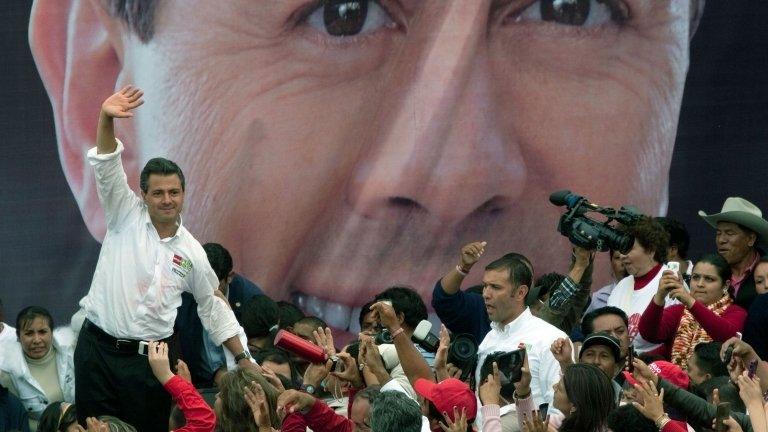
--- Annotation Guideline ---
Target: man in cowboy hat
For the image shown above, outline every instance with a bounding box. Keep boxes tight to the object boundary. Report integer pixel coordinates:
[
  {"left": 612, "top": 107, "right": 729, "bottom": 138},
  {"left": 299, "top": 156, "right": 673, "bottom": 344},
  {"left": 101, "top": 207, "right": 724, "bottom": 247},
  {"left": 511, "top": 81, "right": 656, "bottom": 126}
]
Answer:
[{"left": 699, "top": 197, "right": 768, "bottom": 309}]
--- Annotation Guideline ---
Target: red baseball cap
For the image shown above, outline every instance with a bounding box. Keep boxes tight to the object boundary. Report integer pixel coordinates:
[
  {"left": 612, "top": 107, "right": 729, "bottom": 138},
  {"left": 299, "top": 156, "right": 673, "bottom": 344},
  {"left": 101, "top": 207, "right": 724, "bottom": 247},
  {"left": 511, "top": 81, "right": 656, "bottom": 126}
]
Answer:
[
  {"left": 414, "top": 378, "right": 478, "bottom": 421},
  {"left": 623, "top": 360, "right": 689, "bottom": 390}
]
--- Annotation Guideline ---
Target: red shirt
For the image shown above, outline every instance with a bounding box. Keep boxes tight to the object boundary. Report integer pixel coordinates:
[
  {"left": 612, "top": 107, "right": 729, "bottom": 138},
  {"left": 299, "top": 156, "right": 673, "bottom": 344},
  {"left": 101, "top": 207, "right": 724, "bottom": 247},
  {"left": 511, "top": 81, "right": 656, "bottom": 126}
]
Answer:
[
  {"left": 638, "top": 300, "right": 747, "bottom": 359},
  {"left": 164, "top": 376, "right": 216, "bottom": 432}
]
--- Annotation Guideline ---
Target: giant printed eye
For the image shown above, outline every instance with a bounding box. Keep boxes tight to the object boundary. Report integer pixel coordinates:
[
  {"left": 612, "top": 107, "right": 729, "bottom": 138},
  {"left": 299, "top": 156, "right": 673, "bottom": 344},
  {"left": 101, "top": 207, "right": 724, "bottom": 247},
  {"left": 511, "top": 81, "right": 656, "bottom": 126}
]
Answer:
[
  {"left": 307, "top": 0, "right": 395, "bottom": 37},
  {"left": 516, "top": 0, "right": 628, "bottom": 27}
]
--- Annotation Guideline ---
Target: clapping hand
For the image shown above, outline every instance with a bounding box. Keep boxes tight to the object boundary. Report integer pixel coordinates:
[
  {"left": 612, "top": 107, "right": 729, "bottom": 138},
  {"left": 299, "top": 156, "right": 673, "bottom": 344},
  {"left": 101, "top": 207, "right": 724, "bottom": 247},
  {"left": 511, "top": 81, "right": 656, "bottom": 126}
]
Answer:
[
  {"left": 101, "top": 86, "right": 144, "bottom": 118},
  {"left": 244, "top": 381, "right": 273, "bottom": 431}
]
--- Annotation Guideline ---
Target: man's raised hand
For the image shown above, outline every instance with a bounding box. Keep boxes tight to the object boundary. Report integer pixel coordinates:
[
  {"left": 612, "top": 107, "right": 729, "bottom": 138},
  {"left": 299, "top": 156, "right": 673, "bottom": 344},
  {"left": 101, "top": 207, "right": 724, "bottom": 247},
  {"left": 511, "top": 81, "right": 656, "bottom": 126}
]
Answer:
[
  {"left": 459, "top": 241, "right": 487, "bottom": 271},
  {"left": 102, "top": 86, "right": 144, "bottom": 118}
]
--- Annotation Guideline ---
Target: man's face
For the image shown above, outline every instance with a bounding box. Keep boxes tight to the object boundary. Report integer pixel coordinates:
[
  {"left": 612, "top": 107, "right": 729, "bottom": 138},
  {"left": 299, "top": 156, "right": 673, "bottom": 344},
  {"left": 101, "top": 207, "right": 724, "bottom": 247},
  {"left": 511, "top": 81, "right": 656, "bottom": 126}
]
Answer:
[
  {"left": 350, "top": 397, "right": 372, "bottom": 432},
  {"left": 482, "top": 268, "right": 523, "bottom": 326},
  {"left": 716, "top": 222, "right": 757, "bottom": 266},
  {"left": 610, "top": 250, "right": 627, "bottom": 280},
  {"left": 580, "top": 345, "right": 618, "bottom": 378},
  {"left": 755, "top": 262, "right": 768, "bottom": 295},
  {"left": 36, "top": 1, "right": 695, "bottom": 333},
  {"left": 686, "top": 354, "right": 709, "bottom": 386},
  {"left": 141, "top": 174, "right": 184, "bottom": 227},
  {"left": 591, "top": 314, "right": 629, "bottom": 359},
  {"left": 360, "top": 310, "right": 379, "bottom": 336},
  {"left": 20, "top": 316, "right": 52, "bottom": 359}
]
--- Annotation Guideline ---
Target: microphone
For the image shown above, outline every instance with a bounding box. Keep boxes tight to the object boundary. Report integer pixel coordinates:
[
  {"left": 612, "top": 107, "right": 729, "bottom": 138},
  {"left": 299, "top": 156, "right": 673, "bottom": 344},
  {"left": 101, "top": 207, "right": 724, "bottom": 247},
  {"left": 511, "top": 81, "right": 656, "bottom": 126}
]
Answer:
[
  {"left": 549, "top": 190, "right": 600, "bottom": 210},
  {"left": 412, "top": 320, "right": 440, "bottom": 353}
]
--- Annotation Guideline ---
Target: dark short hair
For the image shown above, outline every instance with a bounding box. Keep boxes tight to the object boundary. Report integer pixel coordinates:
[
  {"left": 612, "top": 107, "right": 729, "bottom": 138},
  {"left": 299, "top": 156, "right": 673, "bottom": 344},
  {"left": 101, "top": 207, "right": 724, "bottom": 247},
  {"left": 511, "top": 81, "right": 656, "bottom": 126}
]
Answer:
[
  {"left": 607, "top": 404, "right": 657, "bottom": 432},
  {"left": 375, "top": 286, "right": 428, "bottom": 331},
  {"left": 533, "top": 272, "right": 565, "bottom": 300},
  {"left": 139, "top": 157, "right": 185, "bottom": 194},
  {"left": 294, "top": 316, "right": 328, "bottom": 331},
  {"left": 695, "top": 253, "right": 732, "bottom": 287},
  {"left": 370, "top": 391, "right": 423, "bottom": 432},
  {"left": 241, "top": 296, "right": 279, "bottom": 339},
  {"left": 693, "top": 342, "right": 728, "bottom": 378},
  {"left": 354, "top": 385, "right": 381, "bottom": 403},
  {"left": 655, "top": 217, "right": 691, "bottom": 259},
  {"left": 581, "top": 306, "right": 629, "bottom": 337},
  {"left": 626, "top": 217, "right": 669, "bottom": 264},
  {"left": 277, "top": 301, "right": 305, "bottom": 330},
  {"left": 39, "top": 401, "right": 78, "bottom": 432},
  {"left": 255, "top": 348, "right": 300, "bottom": 385},
  {"left": 105, "top": 0, "right": 159, "bottom": 43},
  {"left": 16, "top": 306, "right": 54, "bottom": 338},
  {"left": 358, "top": 300, "right": 376, "bottom": 329},
  {"left": 202, "top": 243, "right": 233, "bottom": 281},
  {"left": 485, "top": 252, "right": 533, "bottom": 290}
]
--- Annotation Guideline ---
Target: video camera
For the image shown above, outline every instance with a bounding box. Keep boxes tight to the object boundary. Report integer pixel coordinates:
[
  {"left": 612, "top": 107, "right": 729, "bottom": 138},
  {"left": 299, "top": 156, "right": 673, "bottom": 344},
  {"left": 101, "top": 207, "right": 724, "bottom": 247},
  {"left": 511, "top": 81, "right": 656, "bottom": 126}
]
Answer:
[{"left": 550, "top": 190, "right": 643, "bottom": 253}]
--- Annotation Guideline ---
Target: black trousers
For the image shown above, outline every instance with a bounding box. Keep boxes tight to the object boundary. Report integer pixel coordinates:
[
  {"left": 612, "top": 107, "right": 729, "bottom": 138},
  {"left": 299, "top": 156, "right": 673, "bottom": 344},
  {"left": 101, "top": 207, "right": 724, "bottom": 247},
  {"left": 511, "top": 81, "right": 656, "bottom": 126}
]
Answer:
[{"left": 74, "top": 321, "right": 177, "bottom": 432}]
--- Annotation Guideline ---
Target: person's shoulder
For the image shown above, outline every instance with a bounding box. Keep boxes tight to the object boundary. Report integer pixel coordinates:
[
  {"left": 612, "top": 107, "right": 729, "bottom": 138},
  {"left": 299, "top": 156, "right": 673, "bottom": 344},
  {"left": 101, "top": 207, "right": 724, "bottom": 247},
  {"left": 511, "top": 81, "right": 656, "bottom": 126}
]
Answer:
[
  {"left": 0, "top": 341, "right": 24, "bottom": 372},
  {"left": 525, "top": 314, "right": 568, "bottom": 341}
]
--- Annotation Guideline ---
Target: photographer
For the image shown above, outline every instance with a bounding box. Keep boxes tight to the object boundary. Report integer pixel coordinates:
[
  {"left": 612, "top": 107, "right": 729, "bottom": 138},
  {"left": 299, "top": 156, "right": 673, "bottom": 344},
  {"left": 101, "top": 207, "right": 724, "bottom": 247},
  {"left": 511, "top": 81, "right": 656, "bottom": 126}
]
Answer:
[
  {"left": 374, "top": 287, "right": 435, "bottom": 367},
  {"left": 606, "top": 217, "right": 672, "bottom": 355},
  {"left": 535, "top": 246, "right": 595, "bottom": 334}
]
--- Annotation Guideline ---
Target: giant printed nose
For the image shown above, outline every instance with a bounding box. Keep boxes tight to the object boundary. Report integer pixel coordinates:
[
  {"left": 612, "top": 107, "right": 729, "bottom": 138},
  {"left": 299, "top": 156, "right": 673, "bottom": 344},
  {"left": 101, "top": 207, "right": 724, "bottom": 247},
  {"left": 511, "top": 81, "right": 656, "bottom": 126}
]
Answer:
[{"left": 348, "top": 2, "right": 526, "bottom": 229}]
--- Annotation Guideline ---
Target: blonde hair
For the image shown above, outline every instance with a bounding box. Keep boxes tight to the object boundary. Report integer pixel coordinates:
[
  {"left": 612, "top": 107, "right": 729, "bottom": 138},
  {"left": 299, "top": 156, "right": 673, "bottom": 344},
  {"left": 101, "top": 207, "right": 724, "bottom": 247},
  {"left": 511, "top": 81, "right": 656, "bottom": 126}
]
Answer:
[{"left": 216, "top": 369, "right": 279, "bottom": 432}]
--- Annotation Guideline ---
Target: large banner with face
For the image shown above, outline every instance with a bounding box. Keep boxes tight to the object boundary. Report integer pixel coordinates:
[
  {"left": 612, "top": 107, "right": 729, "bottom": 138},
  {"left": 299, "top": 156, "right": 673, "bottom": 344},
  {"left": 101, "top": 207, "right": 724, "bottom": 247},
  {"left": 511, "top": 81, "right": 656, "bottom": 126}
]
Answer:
[{"left": 2, "top": 1, "right": 767, "bottom": 333}]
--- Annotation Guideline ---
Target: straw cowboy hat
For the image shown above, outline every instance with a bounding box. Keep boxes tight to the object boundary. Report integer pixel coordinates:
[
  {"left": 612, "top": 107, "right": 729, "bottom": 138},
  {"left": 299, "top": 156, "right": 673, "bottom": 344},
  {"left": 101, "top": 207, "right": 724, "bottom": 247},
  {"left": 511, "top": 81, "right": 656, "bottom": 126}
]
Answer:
[{"left": 698, "top": 197, "right": 768, "bottom": 241}]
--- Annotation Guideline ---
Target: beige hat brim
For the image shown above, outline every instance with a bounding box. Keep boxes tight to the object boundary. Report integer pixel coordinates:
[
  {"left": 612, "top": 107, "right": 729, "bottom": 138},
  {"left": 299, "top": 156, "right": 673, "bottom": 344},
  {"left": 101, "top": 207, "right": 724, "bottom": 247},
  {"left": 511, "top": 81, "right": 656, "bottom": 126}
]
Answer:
[{"left": 698, "top": 210, "right": 768, "bottom": 242}]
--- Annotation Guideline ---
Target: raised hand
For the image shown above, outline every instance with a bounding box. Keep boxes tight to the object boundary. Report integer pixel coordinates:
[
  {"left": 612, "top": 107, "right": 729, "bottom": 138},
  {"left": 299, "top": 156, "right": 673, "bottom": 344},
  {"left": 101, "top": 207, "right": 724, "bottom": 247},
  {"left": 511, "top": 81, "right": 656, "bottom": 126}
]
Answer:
[
  {"left": 371, "top": 301, "right": 400, "bottom": 332},
  {"left": 435, "top": 324, "right": 451, "bottom": 381},
  {"left": 736, "top": 371, "right": 763, "bottom": 406},
  {"left": 276, "top": 390, "right": 316, "bottom": 416},
  {"left": 303, "top": 359, "right": 333, "bottom": 388},
  {"left": 631, "top": 380, "right": 665, "bottom": 422},
  {"left": 359, "top": 337, "right": 387, "bottom": 376},
  {"left": 459, "top": 241, "right": 487, "bottom": 271},
  {"left": 314, "top": 327, "right": 337, "bottom": 357},
  {"left": 176, "top": 359, "right": 193, "bottom": 384},
  {"left": 101, "top": 86, "right": 144, "bottom": 118},
  {"left": 439, "top": 407, "right": 468, "bottom": 432},
  {"left": 330, "top": 352, "right": 364, "bottom": 388},
  {"left": 522, "top": 411, "right": 549, "bottom": 432},
  {"left": 550, "top": 338, "right": 573, "bottom": 368},
  {"left": 148, "top": 341, "right": 174, "bottom": 384},
  {"left": 655, "top": 271, "right": 683, "bottom": 305},
  {"left": 479, "top": 362, "right": 501, "bottom": 406},
  {"left": 261, "top": 365, "right": 286, "bottom": 394},
  {"left": 244, "top": 381, "right": 273, "bottom": 430},
  {"left": 514, "top": 349, "right": 533, "bottom": 398}
]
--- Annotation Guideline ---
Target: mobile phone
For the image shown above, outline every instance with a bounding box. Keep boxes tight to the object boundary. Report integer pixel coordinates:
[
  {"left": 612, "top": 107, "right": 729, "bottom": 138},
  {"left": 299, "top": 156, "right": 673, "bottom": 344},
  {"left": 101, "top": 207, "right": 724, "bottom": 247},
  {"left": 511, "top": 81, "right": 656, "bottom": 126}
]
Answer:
[
  {"left": 715, "top": 402, "right": 730, "bottom": 432},
  {"left": 538, "top": 403, "right": 549, "bottom": 421},
  {"left": 748, "top": 360, "right": 759, "bottom": 379},
  {"left": 723, "top": 345, "right": 735, "bottom": 365},
  {"left": 626, "top": 346, "right": 635, "bottom": 372},
  {"left": 481, "top": 348, "right": 525, "bottom": 385},
  {"left": 666, "top": 261, "right": 680, "bottom": 279},
  {"left": 138, "top": 341, "right": 149, "bottom": 356}
]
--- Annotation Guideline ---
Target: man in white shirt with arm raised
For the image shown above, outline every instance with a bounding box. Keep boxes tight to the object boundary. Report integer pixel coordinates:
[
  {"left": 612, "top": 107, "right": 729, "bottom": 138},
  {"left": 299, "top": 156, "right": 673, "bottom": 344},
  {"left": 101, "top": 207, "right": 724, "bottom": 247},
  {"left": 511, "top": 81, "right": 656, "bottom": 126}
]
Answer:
[
  {"left": 73, "top": 86, "right": 258, "bottom": 432},
  {"left": 474, "top": 251, "right": 568, "bottom": 430}
]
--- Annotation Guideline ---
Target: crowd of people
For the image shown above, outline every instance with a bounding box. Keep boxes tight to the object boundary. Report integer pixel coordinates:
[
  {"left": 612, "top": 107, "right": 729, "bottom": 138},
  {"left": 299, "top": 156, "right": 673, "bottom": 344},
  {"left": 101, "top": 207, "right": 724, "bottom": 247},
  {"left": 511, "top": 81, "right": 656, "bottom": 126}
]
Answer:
[{"left": 1, "top": 87, "right": 768, "bottom": 432}]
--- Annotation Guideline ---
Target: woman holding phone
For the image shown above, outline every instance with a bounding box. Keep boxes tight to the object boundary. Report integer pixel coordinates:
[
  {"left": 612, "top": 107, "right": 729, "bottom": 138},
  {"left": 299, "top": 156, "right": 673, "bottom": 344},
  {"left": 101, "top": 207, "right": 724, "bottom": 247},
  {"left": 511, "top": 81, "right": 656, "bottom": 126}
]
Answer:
[{"left": 638, "top": 254, "right": 747, "bottom": 368}]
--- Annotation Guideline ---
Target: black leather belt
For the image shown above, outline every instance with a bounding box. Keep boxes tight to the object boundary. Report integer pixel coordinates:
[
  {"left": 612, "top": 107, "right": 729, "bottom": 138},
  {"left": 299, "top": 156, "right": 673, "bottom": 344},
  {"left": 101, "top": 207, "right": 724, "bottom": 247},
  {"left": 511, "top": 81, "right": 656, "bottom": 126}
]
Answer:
[{"left": 84, "top": 319, "right": 170, "bottom": 352}]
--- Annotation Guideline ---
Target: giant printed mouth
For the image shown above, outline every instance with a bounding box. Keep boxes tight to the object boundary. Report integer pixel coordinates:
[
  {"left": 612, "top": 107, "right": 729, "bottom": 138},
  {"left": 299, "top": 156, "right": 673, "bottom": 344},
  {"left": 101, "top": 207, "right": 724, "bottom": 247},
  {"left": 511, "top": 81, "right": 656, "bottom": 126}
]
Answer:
[{"left": 290, "top": 290, "right": 442, "bottom": 340}]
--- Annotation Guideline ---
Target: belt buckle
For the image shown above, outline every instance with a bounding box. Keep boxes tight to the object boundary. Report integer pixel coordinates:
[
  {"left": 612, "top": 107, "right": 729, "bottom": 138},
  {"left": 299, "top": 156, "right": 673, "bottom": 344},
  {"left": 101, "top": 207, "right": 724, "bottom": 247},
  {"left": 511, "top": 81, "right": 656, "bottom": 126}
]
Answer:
[{"left": 115, "top": 339, "right": 133, "bottom": 350}]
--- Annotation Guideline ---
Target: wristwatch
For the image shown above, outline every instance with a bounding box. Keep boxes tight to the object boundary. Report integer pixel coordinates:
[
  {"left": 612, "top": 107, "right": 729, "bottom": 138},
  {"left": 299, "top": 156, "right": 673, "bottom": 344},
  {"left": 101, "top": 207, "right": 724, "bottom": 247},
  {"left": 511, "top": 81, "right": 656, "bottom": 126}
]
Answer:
[
  {"left": 234, "top": 350, "right": 252, "bottom": 363},
  {"left": 301, "top": 383, "right": 316, "bottom": 395}
]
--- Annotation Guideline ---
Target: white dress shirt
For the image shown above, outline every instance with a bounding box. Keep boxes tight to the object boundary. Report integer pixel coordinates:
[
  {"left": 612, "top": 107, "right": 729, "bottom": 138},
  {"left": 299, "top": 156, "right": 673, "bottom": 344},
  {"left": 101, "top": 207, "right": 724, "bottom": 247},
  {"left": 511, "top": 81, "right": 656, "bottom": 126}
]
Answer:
[
  {"left": 476, "top": 308, "right": 567, "bottom": 422},
  {"left": 79, "top": 141, "right": 240, "bottom": 345}
]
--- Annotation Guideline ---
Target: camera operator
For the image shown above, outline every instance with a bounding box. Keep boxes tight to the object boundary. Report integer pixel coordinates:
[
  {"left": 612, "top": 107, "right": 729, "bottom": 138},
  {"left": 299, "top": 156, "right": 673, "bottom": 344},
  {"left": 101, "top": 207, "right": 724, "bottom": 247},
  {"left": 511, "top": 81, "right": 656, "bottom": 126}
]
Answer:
[
  {"left": 535, "top": 246, "right": 596, "bottom": 334},
  {"left": 374, "top": 287, "right": 436, "bottom": 367},
  {"left": 606, "top": 217, "right": 674, "bottom": 355}
]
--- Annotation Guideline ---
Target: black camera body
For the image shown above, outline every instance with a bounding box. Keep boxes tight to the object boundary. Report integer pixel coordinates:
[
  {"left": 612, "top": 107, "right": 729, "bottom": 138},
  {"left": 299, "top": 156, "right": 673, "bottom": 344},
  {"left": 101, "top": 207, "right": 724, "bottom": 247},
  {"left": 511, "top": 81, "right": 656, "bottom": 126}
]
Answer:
[
  {"left": 550, "top": 190, "right": 643, "bottom": 253},
  {"left": 447, "top": 333, "right": 479, "bottom": 383}
]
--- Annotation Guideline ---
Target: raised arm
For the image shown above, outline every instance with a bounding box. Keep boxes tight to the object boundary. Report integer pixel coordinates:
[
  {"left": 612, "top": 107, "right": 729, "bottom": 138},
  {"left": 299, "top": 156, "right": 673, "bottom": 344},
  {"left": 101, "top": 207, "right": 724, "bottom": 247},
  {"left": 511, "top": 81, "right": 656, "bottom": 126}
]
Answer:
[
  {"left": 440, "top": 241, "right": 486, "bottom": 295},
  {"left": 372, "top": 301, "right": 433, "bottom": 385},
  {"left": 97, "top": 86, "right": 144, "bottom": 154}
]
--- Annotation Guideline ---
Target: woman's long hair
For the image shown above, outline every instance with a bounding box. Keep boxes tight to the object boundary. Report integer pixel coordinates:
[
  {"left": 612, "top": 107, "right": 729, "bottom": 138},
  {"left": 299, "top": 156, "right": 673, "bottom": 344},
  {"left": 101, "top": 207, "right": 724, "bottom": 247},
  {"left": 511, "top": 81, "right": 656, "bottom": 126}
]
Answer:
[
  {"left": 216, "top": 369, "right": 279, "bottom": 432},
  {"left": 560, "top": 363, "right": 616, "bottom": 432}
]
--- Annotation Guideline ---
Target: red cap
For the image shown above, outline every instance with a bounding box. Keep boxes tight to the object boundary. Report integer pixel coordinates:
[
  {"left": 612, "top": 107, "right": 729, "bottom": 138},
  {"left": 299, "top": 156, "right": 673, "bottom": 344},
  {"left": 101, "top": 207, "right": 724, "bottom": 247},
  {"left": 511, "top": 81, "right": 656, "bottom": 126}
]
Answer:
[
  {"left": 623, "top": 361, "right": 689, "bottom": 389},
  {"left": 649, "top": 361, "right": 689, "bottom": 389},
  {"left": 414, "top": 378, "right": 477, "bottom": 421}
]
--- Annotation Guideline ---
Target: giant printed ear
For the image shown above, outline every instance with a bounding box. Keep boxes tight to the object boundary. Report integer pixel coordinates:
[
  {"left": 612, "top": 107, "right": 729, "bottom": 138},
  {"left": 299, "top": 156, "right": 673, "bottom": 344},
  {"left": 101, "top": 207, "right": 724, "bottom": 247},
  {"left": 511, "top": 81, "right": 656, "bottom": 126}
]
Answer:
[{"left": 30, "top": 0, "right": 139, "bottom": 240}]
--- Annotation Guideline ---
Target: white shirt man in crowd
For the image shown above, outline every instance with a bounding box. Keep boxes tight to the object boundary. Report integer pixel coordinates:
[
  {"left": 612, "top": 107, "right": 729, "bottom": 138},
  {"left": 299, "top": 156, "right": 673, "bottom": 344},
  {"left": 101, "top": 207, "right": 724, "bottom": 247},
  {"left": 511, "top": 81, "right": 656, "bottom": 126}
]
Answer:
[
  {"left": 474, "top": 249, "right": 567, "bottom": 429},
  {"left": 73, "top": 86, "right": 256, "bottom": 432}
]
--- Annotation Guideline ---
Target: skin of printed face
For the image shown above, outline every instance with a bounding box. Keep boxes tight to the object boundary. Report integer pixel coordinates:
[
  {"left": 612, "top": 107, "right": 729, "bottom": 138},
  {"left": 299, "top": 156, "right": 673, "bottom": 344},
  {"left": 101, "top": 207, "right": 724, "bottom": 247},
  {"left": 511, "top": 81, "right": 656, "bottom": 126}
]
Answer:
[{"left": 32, "top": 1, "right": 695, "bottom": 331}]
